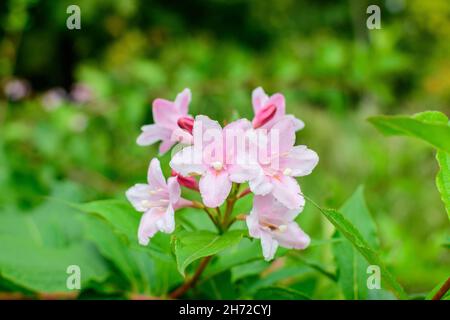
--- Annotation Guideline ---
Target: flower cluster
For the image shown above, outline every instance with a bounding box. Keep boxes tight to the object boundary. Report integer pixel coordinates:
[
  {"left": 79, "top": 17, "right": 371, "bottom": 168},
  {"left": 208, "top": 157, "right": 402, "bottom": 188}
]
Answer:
[{"left": 127, "top": 87, "right": 319, "bottom": 261}]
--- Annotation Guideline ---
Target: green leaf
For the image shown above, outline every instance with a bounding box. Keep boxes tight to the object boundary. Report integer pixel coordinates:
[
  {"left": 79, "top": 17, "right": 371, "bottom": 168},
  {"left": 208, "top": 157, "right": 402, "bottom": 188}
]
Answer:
[
  {"left": 173, "top": 230, "right": 245, "bottom": 276},
  {"left": 369, "top": 111, "right": 450, "bottom": 220},
  {"left": 368, "top": 111, "right": 450, "bottom": 153},
  {"left": 202, "top": 238, "right": 262, "bottom": 280},
  {"left": 436, "top": 151, "right": 450, "bottom": 219},
  {"left": 76, "top": 199, "right": 140, "bottom": 243},
  {"left": 78, "top": 201, "right": 182, "bottom": 296},
  {"left": 307, "top": 197, "right": 408, "bottom": 299},
  {"left": 231, "top": 260, "right": 269, "bottom": 283},
  {"left": 0, "top": 235, "right": 107, "bottom": 293},
  {"left": 332, "top": 186, "right": 380, "bottom": 299},
  {"left": 253, "top": 286, "right": 310, "bottom": 300},
  {"left": 0, "top": 185, "right": 109, "bottom": 293}
]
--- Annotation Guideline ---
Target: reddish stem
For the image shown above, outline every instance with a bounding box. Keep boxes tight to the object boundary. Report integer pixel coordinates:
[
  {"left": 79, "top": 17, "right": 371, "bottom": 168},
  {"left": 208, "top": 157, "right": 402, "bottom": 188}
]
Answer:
[{"left": 169, "top": 256, "right": 212, "bottom": 299}]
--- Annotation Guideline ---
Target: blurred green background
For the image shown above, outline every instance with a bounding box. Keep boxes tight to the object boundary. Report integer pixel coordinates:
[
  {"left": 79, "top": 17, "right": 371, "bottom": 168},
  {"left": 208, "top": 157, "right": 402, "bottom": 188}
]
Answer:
[{"left": 0, "top": 0, "right": 448, "bottom": 297}]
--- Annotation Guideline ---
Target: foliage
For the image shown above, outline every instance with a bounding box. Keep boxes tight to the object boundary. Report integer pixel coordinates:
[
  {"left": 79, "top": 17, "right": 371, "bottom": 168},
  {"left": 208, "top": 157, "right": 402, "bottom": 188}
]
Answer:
[{"left": 0, "top": 0, "right": 449, "bottom": 300}]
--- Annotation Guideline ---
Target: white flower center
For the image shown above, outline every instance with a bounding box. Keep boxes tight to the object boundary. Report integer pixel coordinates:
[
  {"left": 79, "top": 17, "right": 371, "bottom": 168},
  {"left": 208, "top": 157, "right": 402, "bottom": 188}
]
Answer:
[
  {"left": 211, "top": 161, "right": 223, "bottom": 171},
  {"left": 278, "top": 224, "right": 287, "bottom": 232}
]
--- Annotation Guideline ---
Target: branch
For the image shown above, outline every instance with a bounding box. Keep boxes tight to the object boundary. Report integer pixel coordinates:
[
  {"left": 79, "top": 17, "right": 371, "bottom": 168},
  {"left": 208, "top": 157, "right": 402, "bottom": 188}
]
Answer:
[
  {"left": 432, "top": 277, "right": 450, "bottom": 300},
  {"left": 169, "top": 256, "right": 212, "bottom": 299}
]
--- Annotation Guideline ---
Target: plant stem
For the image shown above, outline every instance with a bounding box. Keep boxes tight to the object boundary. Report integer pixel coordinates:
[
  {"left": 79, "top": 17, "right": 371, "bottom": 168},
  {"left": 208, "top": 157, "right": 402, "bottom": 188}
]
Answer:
[
  {"left": 169, "top": 256, "right": 213, "bottom": 299},
  {"left": 432, "top": 277, "right": 450, "bottom": 300}
]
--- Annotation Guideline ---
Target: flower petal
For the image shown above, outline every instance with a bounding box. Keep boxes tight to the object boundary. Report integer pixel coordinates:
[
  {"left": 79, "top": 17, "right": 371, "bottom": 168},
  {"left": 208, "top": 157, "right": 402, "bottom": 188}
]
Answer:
[
  {"left": 136, "top": 124, "right": 170, "bottom": 146},
  {"left": 281, "top": 145, "right": 319, "bottom": 177},
  {"left": 126, "top": 184, "right": 153, "bottom": 212},
  {"left": 269, "top": 117, "right": 295, "bottom": 155},
  {"left": 138, "top": 208, "right": 164, "bottom": 245},
  {"left": 147, "top": 158, "right": 167, "bottom": 189},
  {"left": 152, "top": 98, "right": 180, "bottom": 129},
  {"left": 158, "top": 138, "right": 176, "bottom": 154},
  {"left": 174, "top": 88, "right": 191, "bottom": 115},
  {"left": 246, "top": 211, "right": 261, "bottom": 239},
  {"left": 155, "top": 204, "right": 175, "bottom": 234},
  {"left": 249, "top": 173, "right": 273, "bottom": 195},
  {"left": 170, "top": 127, "right": 193, "bottom": 145},
  {"left": 170, "top": 145, "right": 205, "bottom": 176},
  {"left": 252, "top": 87, "right": 268, "bottom": 113},
  {"left": 260, "top": 231, "right": 278, "bottom": 261},
  {"left": 167, "top": 176, "right": 181, "bottom": 204},
  {"left": 199, "top": 170, "right": 232, "bottom": 208},
  {"left": 272, "top": 176, "right": 305, "bottom": 210},
  {"left": 274, "top": 222, "right": 310, "bottom": 250},
  {"left": 285, "top": 114, "right": 305, "bottom": 131}
]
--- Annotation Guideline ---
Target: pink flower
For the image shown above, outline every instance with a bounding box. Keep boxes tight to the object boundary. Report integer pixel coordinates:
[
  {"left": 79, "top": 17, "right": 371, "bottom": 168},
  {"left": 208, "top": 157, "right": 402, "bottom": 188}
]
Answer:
[
  {"left": 126, "top": 158, "right": 186, "bottom": 245},
  {"left": 252, "top": 87, "right": 304, "bottom": 131},
  {"left": 247, "top": 118, "right": 319, "bottom": 210},
  {"left": 247, "top": 194, "right": 310, "bottom": 261},
  {"left": 170, "top": 115, "right": 254, "bottom": 208},
  {"left": 137, "top": 88, "right": 193, "bottom": 154}
]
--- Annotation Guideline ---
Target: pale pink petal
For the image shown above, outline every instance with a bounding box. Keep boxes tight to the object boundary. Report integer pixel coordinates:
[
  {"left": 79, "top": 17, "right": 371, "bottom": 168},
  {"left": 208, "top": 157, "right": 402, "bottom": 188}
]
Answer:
[
  {"left": 171, "top": 127, "right": 193, "bottom": 145},
  {"left": 224, "top": 118, "right": 252, "bottom": 132},
  {"left": 269, "top": 117, "right": 295, "bottom": 155},
  {"left": 136, "top": 124, "right": 170, "bottom": 146},
  {"left": 147, "top": 158, "right": 167, "bottom": 189},
  {"left": 126, "top": 184, "right": 154, "bottom": 212},
  {"left": 249, "top": 173, "right": 273, "bottom": 195},
  {"left": 138, "top": 208, "right": 164, "bottom": 245},
  {"left": 260, "top": 231, "right": 278, "bottom": 261},
  {"left": 252, "top": 87, "right": 269, "bottom": 113},
  {"left": 285, "top": 114, "right": 305, "bottom": 131},
  {"left": 272, "top": 176, "right": 305, "bottom": 210},
  {"left": 253, "top": 194, "right": 299, "bottom": 224},
  {"left": 281, "top": 145, "right": 319, "bottom": 177},
  {"left": 167, "top": 176, "right": 181, "bottom": 204},
  {"left": 223, "top": 118, "right": 252, "bottom": 164},
  {"left": 170, "top": 145, "right": 205, "bottom": 176},
  {"left": 174, "top": 88, "right": 191, "bottom": 115},
  {"left": 193, "top": 115, "right": 222, "bottom": 141},
  {"left": 155, "top": 204, "right": 175, "bottom": 234},
  {"left": 159, "top": 138, "right": 176, "bottom": 154},
  {"left": 228, "top": 163, "right": 260, "bottom": 183},
  {"left": 152, "top": 98, "right": 180, "bottom": 129},
  {"left": 274, "top": 222, "right": 310, "bottom": 250},
  {"left": 246, "top": 212, "right": 261, "bottom": 239},
  {"left": 199, "top": 170, "right": 232, "bottom": 208}
]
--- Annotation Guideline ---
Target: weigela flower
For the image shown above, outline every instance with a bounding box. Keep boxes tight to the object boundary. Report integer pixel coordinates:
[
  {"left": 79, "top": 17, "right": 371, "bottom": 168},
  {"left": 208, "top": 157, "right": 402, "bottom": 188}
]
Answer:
[
  {"left": 245, "top": 118, "right": 319, "bottom": 209},
  {"left": 126, "top": 158, "right": 186, "bottom": 245},
  {"left": 170, "top": 115, "right": 254, "bottom": 208},
  {"left": 252, "top": 87, "right": 304, "bottom": 131},
  {"left": 247, "top": 194, "right": 310, "bottom": 261},
  {"left": 137, "top": 88, "right": 193, "bottom": 154}
]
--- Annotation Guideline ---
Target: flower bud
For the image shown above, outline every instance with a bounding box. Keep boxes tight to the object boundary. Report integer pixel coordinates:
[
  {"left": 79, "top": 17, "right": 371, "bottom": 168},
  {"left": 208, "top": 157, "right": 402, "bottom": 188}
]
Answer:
[
  {"left": 171, "top": 170, "right": 199, "bottom": 191},
  {"left": 177, "top": 116, "right": 194, "bottom": 134},
  {"left": 252, "top": 104, "right": 277, "bottom": 128}
]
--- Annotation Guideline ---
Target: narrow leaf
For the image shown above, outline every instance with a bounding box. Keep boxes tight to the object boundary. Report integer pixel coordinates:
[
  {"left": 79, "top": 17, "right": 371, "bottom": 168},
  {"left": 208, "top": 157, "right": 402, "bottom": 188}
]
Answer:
[
  {"left": 333, "top": 186, "right": 380, "bottom": 299},
  {"left": 307, "top": 197, "right": 408, "bottom": 299}
]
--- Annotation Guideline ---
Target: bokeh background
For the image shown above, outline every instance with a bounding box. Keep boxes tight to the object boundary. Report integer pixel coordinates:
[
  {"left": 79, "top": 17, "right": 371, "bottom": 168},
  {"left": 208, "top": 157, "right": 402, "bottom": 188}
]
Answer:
[{"left": 0, "top": 0, "right": 448, "bottom": 297}]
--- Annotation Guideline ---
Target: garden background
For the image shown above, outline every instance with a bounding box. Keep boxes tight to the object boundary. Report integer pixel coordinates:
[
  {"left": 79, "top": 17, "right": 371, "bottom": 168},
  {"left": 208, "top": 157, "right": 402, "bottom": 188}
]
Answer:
[{"left": 0, "top": 0, "right": 448, "bottom": 299}]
